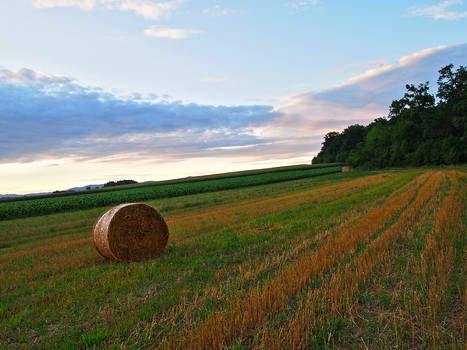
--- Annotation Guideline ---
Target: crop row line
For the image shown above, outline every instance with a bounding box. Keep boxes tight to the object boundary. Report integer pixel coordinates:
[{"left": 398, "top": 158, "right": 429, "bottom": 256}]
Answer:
[
  {"left": 255, "top": 171, "right": 444, "bottom": 349},
  {"left": 412, "top": 172, "right": 465, "bottom": 347},
  {"left": 144, "top": 173, "right": 409, "bottom": 346},
  {"left": 165, "top": 172, "right": 431, "bottom": 349}
]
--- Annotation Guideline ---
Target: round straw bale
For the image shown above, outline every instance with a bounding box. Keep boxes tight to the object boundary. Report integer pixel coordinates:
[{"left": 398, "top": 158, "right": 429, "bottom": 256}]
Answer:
[{"left": 93, "top": 203, "right": 169, "bottom": 262}]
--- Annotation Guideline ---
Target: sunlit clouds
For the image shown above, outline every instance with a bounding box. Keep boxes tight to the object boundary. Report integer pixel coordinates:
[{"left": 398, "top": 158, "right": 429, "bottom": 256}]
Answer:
[
  {"left": 1, "top": 44, "right": 465, "bottom": 193},
  {"left": 32, "top": 0, "right": 184, "bottom": 20},
  {"left": 406, "top": 0, "right": 467, "bottom": 20},
  {"left": 144, "top": 25, "right": 201, "bottom": 39},
  {"left": 33, "top": 0, "right": 199, "bottom": 40}
]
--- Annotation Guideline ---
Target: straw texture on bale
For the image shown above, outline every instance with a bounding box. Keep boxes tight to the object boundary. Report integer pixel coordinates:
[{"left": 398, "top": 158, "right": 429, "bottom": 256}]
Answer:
[{"left": 93, "top": 203, "right": 169, "bottom": 262}]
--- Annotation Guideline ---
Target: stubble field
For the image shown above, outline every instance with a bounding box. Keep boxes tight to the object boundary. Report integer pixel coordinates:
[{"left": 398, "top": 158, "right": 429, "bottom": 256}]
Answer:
[{"left": 0, "top": 167, "right": 465, "bottom": 349}]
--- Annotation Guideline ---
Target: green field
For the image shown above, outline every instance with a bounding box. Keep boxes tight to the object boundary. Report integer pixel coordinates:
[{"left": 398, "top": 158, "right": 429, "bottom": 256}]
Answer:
[
  {"left": 0, "top": 165, "right": 341, "bottom": 221},
  {"left": 0, "top": 163, "right": 342, "bottom": 204},
  {"left": 0, "top": 167, "right": 465, "bottom": 349}
]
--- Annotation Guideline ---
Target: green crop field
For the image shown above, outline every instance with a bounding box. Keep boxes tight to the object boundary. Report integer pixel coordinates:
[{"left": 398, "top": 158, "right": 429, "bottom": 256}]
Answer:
[
  {"left": 0, "top": 166, "right": 466, "bottom": 349},
  {"left": 0, "top": 165, "right": 341, "bottom": 221}
]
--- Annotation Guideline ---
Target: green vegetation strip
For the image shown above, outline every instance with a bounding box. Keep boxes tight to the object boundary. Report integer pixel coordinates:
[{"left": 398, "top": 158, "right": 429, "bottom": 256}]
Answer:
[
  {"left": 0, "top": 163, "right": 342, "bottom": 204},
  {"left": 0, "top": 166, "right": 341, "bottom": 221}
]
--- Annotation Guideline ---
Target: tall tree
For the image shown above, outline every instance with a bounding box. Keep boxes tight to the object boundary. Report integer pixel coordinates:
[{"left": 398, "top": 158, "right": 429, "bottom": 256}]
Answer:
[{"left": 313, "top": 65, "right": 467, "bottom": 168}]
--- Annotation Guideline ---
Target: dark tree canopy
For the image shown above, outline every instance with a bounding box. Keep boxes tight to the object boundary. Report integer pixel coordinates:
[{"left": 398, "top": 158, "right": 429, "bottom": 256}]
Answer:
[{"left": 312, "top": 65, "right": 467, "bottom": 168}]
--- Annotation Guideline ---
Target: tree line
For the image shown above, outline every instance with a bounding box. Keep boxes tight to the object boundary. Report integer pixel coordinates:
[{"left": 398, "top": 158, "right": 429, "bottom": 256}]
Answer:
[
  {"left": 103, "top": 179, "right": 138, "bottom": 187},
  {"left": 312, "top": 64, "right": 466, "bottom": 168}
]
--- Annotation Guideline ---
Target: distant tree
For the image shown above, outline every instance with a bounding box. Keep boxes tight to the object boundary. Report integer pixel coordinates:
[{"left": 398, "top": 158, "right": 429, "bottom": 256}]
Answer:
[{"left": 104, "top": 180, "right": 138, "bottom": 188}]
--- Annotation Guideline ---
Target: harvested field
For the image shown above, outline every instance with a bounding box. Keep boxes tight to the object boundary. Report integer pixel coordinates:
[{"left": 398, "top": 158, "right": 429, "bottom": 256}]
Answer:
[{"left": 0, "top": 167, "right": 465, "bottom": 349}]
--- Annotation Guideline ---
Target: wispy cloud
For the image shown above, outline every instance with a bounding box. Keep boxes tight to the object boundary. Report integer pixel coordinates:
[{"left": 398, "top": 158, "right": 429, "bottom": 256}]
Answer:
[
  {"left": 406, "top": 0, "right": 467, "bottom": 20},
  {"left": 144, "top": 25, "right": 201, "bottom": 39},
  {"left": 32, "top": 0, "right": 184, "bottom": 20},
  {"left": 202, "top": 5, "right": 237, "bottom": 17},
  {"left": 33, "top": 0, "right": 97, "bottom": 10},
  {"left": 324, "top": 60, "right": 389, "bottom": 77},
  {"left": 0, "top": 67, "right": 75, "bottom": 85},
  {"left": 201, "top": 76, "right": 229, "bottom": 83},
  {"left": 287, "top": 0, "right": 319, "bottom": 10},
  {"left": 119, "top": 0, "right": 183, "bottom": 20}
]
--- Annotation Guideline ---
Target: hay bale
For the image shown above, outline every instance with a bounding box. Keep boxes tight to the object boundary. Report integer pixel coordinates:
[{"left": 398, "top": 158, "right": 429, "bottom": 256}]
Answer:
[{"left": 93, "top": 203, "right": 169, "bottom": 262}]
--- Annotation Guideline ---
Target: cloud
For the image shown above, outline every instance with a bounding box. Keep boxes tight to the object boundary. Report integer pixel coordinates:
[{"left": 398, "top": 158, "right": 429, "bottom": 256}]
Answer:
[
  {"left": 287, "top": 0, "right": 319, "bottom": 10},
  {"left": 268, "top": 43, "right": 467, "bottom": 145},
  {"left": 324, "top": 60, "right": 389, "bottom": 78},
  {"left": 406, "top": 0, "right": 467, "bottom": 20},
  {"left": 144, "top": 25, "right": 201, "bottom": 39},
  {"left": 333, "top": 44, "right": 465, "bottom": 91},
  {"left": 33, "top": 0, "right": 98, "bottom": 10},
  {"left": 201, "top": 77, "right": 229, "bottom": 83},
  {"left": 119, "top": 0, "right": 183, "bottom": 20},
  {"left": 2, "top": 44, "right": 465, "bottom": 168},
  {"left": 0, "top": 68, "right": 278, "bottom": 163},
  {"left": 202, "top": 5, "right": 237, "bottom": 17},
  {"left": 0, "top": 67, "right": 75, "bottom": 85},
  {"left": 32, "top": 0, "right": 184, "bottom": 20}
]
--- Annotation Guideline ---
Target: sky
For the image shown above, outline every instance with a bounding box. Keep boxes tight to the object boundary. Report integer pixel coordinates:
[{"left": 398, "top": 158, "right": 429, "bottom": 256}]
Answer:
[{"left": 0, "top": 0, "right": 466, "bottom": 194}]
